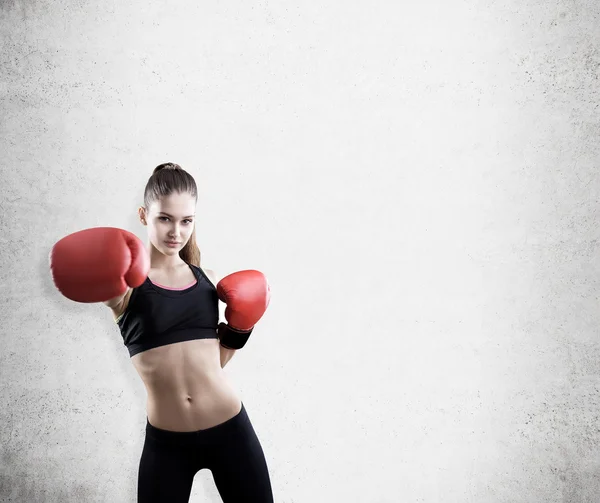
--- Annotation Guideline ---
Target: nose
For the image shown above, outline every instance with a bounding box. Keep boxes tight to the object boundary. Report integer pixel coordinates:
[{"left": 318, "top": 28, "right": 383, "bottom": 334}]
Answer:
[{"left": 168, "top": 224, "right": 181, "bottom": 239}]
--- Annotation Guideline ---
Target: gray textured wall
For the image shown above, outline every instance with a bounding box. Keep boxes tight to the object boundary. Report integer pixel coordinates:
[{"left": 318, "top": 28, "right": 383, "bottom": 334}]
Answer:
[{"left": 2, "top": 0, "right": 600, "bottom": 502}]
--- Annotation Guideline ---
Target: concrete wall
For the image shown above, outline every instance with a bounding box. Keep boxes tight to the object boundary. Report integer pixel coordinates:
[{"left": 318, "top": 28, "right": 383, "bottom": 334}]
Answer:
[{"left": 1, "top": 0, "right": 599, "bottom": 501}]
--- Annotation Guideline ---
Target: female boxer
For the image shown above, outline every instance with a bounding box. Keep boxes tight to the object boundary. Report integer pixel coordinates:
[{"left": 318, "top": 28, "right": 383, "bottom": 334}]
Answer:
[{"left": 50, "top": 163, "right": 273, "bottom": 502}]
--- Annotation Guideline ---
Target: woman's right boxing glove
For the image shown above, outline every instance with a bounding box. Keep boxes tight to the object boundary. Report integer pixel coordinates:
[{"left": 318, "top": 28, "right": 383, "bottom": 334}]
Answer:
[{"left": 50, "top": 227, "right": 150, "bottom": 303}]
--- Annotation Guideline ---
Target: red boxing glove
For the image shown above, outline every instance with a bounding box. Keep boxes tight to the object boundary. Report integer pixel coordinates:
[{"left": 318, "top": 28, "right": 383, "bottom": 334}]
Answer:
[
  {"left": 217, "top": 270, "right": 270, "bottom": 349},
  {"left": 50, "top": 227, "right": 149, "bottom": 303}
]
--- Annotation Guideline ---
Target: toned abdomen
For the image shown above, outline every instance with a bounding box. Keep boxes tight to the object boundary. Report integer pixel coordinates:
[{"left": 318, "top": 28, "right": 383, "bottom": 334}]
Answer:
[{"left": 132, "top": 338, "right": 241, "bottom": 431}]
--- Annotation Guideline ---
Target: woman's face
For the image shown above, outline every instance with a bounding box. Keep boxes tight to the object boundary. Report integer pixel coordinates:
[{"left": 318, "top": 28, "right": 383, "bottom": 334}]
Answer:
[{"left": 140, "top": 192, "right": 196, "bottom": 256}]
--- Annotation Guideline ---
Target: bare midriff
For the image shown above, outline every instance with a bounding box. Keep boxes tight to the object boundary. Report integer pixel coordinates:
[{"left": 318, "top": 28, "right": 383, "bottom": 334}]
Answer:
[{"left": 131, "top": 338, "right": 242, "bottom": 432}]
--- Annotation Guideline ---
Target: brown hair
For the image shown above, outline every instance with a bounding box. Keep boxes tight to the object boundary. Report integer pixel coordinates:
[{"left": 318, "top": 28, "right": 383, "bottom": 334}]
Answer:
[{"left": 143, "top": 162, "right": 201, "bottom": 267}]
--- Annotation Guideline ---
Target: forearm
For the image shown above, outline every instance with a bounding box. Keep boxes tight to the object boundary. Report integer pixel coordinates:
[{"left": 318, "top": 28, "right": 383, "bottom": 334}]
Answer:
[{"left": 219, "top": 344, "right": 236, "bottom": 368}]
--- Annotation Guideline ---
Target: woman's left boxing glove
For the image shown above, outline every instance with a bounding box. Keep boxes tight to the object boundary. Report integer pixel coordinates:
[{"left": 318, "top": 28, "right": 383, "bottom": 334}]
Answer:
[{"left": 216, "top": 270, "right": 270, "bottom": 350}]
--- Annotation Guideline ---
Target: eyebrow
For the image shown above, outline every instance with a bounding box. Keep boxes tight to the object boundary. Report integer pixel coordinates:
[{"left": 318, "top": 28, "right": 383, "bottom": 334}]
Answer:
[{"left": 158, "top": 212, "right": 195, "bottom": 219}]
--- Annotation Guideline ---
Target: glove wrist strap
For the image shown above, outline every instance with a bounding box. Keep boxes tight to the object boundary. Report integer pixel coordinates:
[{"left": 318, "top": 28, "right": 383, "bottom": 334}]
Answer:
[{"left": 218, "top": 322, "right": 253, "bottom": 350}]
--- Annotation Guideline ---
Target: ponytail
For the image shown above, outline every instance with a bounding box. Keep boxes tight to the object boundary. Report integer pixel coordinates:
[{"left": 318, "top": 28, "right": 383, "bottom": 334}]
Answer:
[{"left": 179, "top": 225, "right": 201, "bottom": 267}]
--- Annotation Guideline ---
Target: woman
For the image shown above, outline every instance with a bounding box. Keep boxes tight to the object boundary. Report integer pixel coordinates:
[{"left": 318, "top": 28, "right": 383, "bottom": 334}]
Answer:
[{"left": 50, "top": 163, "right": 274, "bottom": 502}]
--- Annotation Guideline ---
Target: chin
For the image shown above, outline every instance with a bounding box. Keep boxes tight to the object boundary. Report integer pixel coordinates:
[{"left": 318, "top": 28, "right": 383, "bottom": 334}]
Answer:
[{"left": 155, "top": 242, "right": 178, "bottom": 253}]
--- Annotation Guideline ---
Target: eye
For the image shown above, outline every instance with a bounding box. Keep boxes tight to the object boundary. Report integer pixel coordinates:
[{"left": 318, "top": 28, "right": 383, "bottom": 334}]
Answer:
[{"left": 158, "top": 217, "right": 193, "bottom": 224}]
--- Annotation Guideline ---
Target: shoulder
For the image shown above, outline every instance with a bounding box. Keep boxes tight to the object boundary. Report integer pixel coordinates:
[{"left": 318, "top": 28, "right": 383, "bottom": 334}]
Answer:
[{"left": 202, "top": 267, "right": 219, "bottom": 287}]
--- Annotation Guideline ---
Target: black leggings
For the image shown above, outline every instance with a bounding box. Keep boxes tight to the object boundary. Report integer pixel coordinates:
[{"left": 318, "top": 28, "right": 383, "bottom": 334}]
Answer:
[{"left": 138, "top": 403, "right": 273, "bottom": 502}]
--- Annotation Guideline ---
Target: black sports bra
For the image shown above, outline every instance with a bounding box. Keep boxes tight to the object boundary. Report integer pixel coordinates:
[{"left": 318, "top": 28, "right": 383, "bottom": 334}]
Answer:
[{"left": 116, "top": 263, "right": 218, "bottom": 357}]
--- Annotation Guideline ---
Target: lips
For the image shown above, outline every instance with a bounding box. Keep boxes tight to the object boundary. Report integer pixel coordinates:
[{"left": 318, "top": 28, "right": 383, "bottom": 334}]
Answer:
[{"left": 165, "top": 241, "right": 180, "bottom": 245}]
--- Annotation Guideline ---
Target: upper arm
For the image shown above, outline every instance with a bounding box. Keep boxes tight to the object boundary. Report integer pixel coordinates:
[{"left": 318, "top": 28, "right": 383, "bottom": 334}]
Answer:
[
  {"left": 203, "top": 268, "right": 226, "bottom": 324},
  {"left": 103, "top": 288, "right": 132, "bottom": 321},
  {"left": 204, "top": 266, "right": 237, "bottom": 367}
]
